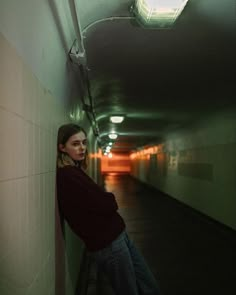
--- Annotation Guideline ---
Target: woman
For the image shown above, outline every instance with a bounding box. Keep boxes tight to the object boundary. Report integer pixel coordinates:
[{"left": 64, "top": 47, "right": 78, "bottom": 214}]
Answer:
[{"left": 56, "top": 123, "right": 161, "bottom": 295}]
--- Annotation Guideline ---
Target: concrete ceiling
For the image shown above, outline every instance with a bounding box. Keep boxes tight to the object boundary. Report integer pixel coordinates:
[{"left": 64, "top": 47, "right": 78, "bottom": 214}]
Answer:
[{"left": 77, "top": 0, "right": 236, "bottom": 153}]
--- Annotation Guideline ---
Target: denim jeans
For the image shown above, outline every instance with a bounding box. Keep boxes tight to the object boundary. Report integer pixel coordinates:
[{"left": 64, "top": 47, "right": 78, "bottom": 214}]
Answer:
[{"left": 90, "top": 230, "right": 161, "bottom": 295}]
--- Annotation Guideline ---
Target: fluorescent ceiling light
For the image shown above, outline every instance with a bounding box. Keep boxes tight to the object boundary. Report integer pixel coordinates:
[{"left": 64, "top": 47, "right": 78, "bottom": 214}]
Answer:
[
  {"left": 108, "top": 133, "right": 118, "bottom": 139},
  {"left": 134, "top": 0, "right": 189, "bottom": 28},
  {"left": 110, "top": 116, "right": 125, "bottom": 123}
]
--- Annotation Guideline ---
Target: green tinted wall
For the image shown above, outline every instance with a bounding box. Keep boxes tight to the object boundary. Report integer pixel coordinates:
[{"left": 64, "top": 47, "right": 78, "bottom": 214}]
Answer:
[{"left": 131, "top": 109, "right": 236, "bottom": 230}]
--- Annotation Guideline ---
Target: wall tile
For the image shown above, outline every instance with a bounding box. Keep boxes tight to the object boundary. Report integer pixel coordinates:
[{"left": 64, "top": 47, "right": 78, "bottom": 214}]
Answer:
[
  {"left": 0, "top": 32, "right": 70, "bottom": 295},
  {"left": 0, "top": 34, "right": 23, "bottom": 117}
]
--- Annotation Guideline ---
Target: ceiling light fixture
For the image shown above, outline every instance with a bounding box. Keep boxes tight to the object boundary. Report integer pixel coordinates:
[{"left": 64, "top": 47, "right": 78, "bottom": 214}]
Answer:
[
  {"left": 110, "top": 115, "right": 125, "bottom": 123},
  {"left": 108, "top": 133, "right": 118, "bottom": 139},
  {"left": 133, "top": 0, "right": 189, "bottom": 28}
]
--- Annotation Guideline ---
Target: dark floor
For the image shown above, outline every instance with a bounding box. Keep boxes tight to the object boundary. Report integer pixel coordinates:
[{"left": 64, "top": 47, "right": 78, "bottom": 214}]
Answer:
[{"left": 86, "top": 173, "right": 236, "bottom": 295}]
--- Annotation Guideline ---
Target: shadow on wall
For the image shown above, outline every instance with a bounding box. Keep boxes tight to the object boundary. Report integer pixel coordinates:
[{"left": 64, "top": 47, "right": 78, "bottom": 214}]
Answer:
[
  {"left": 55, "top": 193, "right": 66, "bottom": 295},
  {"left": 55, "top": 187, "right": 87, "bottom": 295}
]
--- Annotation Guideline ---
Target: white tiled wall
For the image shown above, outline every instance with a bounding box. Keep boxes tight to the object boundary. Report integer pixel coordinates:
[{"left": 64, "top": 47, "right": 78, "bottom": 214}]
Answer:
[{"left": 0, "top": 32, "right": 67, "bottom": 295}]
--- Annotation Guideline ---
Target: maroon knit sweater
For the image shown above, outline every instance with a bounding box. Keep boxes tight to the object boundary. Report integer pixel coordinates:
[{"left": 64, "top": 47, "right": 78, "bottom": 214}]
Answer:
[{"left": 56, "top": 165, "right": 125, "bottom": 251}]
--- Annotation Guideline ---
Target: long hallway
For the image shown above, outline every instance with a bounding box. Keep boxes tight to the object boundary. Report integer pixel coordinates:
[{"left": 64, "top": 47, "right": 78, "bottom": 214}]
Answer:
[{"left": 87, "top": 173, "right": 236, "bottom": 295}]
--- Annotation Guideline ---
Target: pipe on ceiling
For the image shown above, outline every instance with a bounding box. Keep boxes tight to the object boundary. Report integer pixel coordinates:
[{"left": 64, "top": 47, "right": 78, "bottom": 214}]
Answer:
[
  {"left": 68, "top": 0, "right": 99, "bottom": 137},
  {"left": 68, "top": 0, "right": 85, "bottom": 54}
]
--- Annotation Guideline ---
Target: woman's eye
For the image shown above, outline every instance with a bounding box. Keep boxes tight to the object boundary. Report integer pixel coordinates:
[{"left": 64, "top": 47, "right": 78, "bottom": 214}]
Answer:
[{"left": 72, "top": 140, "right": 87, "bottom": 146}]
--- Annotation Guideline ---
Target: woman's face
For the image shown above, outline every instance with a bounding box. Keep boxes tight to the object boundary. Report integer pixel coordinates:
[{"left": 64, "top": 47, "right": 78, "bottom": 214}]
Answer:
[{"left": 59, "top": 131, "right": 87, "bottom": 161}]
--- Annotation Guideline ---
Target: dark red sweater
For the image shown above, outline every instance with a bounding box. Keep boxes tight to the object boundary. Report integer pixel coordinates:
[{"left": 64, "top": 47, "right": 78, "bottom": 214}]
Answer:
[{"left": 56, "top": 165, "right": 125, "bottom": 251}]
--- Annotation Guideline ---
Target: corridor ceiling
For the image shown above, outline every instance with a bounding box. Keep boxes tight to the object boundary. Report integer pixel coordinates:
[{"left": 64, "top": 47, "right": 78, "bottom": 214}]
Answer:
[{"left": 77, "top": 0, "right": 236, "bottom": 153}]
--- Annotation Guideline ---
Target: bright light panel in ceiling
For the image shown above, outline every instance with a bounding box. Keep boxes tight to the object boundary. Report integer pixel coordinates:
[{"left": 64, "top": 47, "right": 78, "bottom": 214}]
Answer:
[
  {"left": 108, "top": 133, "right": 118, "bottom": 139},
  {"left": 110, "top": 116, "right": 125, "bottom": 123},
  {"left": 135, "top": 0, "right": 189, "bottom": 28}
]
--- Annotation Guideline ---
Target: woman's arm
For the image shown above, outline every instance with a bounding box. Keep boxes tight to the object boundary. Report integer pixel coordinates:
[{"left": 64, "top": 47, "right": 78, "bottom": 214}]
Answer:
[{"left": 57, "top": 166, "right": 118, "bottom": 214}]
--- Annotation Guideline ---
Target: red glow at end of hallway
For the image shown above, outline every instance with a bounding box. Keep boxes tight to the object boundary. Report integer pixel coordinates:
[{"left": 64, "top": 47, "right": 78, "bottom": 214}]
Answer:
[{"left": 101, "top": 153, "right": 131, "bottom": 173}]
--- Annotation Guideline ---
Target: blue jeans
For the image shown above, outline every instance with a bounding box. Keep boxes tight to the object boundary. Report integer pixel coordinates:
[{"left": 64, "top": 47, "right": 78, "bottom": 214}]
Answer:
[{"left": 90, "top": 230, "right": 161, "bottom": 295}]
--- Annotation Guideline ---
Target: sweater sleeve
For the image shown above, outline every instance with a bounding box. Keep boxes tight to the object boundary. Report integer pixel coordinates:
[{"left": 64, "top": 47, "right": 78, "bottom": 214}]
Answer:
[{"left": 57, "top": 166, "right": 118, "bottom": 214}]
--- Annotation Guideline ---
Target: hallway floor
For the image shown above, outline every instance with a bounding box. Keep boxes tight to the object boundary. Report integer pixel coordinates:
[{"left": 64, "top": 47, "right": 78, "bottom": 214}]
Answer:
[{"left": 86, "top": 173, "right": 236, "bottom": 295}]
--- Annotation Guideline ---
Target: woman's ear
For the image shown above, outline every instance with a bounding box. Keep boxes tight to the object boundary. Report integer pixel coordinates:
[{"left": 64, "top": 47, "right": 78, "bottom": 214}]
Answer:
[{"left": 59, "top": 144, "right": 66, "bottom": 153}]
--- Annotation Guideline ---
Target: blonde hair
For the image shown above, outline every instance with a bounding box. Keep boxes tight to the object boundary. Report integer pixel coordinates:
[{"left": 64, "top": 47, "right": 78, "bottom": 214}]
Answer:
[{"left": 57, "top": 124, "right": 88, "bottom": 169}]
